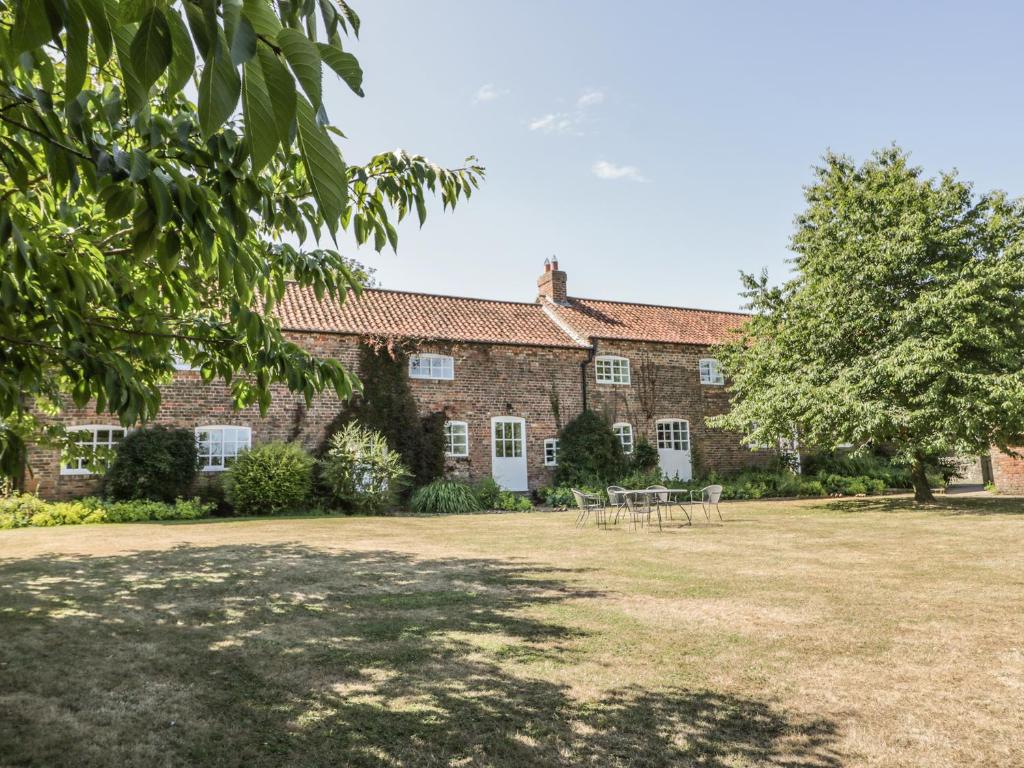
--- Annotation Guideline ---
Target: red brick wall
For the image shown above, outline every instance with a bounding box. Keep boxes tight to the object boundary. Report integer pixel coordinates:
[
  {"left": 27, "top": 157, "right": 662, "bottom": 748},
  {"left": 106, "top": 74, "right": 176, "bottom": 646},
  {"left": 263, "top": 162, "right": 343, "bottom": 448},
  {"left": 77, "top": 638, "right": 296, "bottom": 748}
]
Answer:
[
  {"left": 991, "top": 449, "right": 1024, "bottom": 495},
  {"left": 23, "top": 333, "right": 769, "bottom": 499},
  {"left": 586, "top": 340, "right": 771, "bottom": 476}
]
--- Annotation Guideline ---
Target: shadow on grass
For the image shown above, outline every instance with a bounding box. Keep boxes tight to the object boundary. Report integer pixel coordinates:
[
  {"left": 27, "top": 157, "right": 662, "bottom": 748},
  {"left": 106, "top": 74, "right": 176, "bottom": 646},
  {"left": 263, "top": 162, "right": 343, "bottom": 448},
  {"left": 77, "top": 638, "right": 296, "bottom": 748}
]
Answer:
[
  {"left": 0, "top": 545, "right": 840, "bottom": 767},
  {"left": 825, "top": 495, "right": 1024, "bottom": 516}
]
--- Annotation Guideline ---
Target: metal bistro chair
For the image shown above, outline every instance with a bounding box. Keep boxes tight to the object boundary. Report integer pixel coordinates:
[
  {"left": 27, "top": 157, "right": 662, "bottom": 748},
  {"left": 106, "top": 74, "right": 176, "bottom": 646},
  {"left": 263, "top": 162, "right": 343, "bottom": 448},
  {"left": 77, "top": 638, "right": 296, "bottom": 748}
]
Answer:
[
  {"left": 572, "top": 489, "right": 605, "bottom": 529},
  {"left": 690, "top": 484, "right": 724, "bottom": 522},
  {"left": 607, "top": 486, "right": 628, "bottom": 525},
  {"left": 646, "top": 484, "right": 674, "bottom": 521},
  {"left": 625, "top": 491, "right": 662, "bottom": 532}
]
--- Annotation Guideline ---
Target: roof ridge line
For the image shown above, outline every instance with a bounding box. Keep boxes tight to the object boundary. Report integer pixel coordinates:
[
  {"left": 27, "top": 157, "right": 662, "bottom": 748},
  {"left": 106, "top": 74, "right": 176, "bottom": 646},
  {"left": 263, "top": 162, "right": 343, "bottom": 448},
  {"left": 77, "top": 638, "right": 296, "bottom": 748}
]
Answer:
[{"left": 568, "top": 295, "right": 751, "bottom": 317}]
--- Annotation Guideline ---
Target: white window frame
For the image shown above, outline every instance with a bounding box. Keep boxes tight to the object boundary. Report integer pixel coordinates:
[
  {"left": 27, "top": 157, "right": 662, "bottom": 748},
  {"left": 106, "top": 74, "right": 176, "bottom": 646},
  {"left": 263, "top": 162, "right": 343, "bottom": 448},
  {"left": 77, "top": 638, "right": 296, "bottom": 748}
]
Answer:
[
  {"left": 195, "top": 425, "right": 251, "bottom": 472},
  {"left": 543, "top": 438, "right": 559, "bottom": 466},
  {"left": 60, "top": 425, "right": 127, "bottom": 476},
  {"left": 699, "top": 358, "right": 725, "bottom": 386},
  {"left": 612, "top": 422, "right": 634, "bottom": 454},
  {"left": 656, "top": 419, "right": 691, "bottom": 451},
  {"left": 409, "top": 353, "right": 454, "bottom": 381},
  {"left": 595, "top": 355, "right": 631, "bottom": 385},
  {"left": 444, "top": 420, "right": 469, "bottom": 458},
  {"left": 172, "top": 354, "right": 199, "bottom": 372}
]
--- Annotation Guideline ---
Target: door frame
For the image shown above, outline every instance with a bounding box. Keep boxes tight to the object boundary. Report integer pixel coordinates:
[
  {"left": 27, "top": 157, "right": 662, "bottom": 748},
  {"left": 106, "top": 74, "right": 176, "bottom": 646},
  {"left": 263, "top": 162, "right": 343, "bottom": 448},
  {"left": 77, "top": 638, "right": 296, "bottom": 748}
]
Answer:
[
  {"left": 490, "top": 416, "right": 528, "bottom": 491},
  {"left": 655, "top": 417, "right": 693, "bottom": 481}
]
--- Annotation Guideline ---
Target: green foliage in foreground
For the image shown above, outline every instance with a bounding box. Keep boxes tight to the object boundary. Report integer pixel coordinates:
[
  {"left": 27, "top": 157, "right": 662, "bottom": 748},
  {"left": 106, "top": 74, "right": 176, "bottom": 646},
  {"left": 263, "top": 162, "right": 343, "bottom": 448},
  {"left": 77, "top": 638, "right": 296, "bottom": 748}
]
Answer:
[
  {"left": 710, "top": 147, "right": 1024, "bottom": 502},
  {"left": 224, "top": 442, "right": 314, "bottom": 515},
  {"left": 410, "top": 478, "right": 481, "bottom": 515},
  {"left": 0, "top": 495, "right": 212, "bottom": 529},
  {"left": 0, "top": 0, "right": 482, "bottom": 479},
  {"left": 103, "top": 426, "right": 198, "bottom": 502}
]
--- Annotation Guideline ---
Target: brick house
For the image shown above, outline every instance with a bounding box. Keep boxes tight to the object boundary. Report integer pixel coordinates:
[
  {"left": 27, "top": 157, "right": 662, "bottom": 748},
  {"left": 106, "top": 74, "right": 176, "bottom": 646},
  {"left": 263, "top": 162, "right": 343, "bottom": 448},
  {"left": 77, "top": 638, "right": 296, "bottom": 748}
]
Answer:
[{"left": 24, "top": 260, "right": 770, "bottom": 500}]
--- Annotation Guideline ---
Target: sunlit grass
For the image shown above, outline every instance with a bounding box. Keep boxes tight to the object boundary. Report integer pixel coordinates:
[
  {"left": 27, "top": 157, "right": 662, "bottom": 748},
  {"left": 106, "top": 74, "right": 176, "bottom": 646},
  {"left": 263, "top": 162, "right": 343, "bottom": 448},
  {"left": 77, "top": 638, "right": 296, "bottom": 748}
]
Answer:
[{"left": 0, "top": 494, "right": 1021, "bottom": 766}]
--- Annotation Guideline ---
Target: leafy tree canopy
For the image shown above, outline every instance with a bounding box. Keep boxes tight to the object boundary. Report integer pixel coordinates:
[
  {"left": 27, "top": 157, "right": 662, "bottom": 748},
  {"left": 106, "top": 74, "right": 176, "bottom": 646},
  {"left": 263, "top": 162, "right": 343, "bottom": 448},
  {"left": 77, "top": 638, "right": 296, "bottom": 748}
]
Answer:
[
  {"left": 0, "top": 0, "right": 482, "bottom": 477},
  {"left": 709, "top": 147, "right": 1024, "bottom": 501}
]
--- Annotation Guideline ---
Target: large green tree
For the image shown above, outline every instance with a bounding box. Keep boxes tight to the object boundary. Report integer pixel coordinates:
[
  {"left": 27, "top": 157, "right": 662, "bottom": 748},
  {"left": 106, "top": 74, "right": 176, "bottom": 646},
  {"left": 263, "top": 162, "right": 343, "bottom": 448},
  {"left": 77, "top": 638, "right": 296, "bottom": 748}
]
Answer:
[
  {"left": 709, "top": 147, "right": 1024, "bottom": 502},
  {"left": 0, "top": 0, "right": 482, "bottom": 477}
]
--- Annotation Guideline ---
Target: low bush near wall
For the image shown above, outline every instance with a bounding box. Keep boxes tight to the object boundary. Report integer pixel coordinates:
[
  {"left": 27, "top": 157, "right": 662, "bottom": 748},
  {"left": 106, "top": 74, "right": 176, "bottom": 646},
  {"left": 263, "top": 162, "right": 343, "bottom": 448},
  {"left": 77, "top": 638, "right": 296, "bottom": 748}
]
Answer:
[
  {"left": 495, "top": 491, "right": 533, "bottom": 512},
  {"left": 410, "top": 479, "right": 481, "bottom": 515},
  {"left": 104, "top": 426, "right": 199, "bottom": 502},
  {"left": 0, "top": 495, "right": 213, "bottom": 529},
  {"left": 224, "top": 442, "right": 314, "bottom": 515},
  {"left": 538, "top": 466, "right": 908, "bottom": 507},
  {"left": 319, "top": 422, "right": 409, "bottom": 514}
]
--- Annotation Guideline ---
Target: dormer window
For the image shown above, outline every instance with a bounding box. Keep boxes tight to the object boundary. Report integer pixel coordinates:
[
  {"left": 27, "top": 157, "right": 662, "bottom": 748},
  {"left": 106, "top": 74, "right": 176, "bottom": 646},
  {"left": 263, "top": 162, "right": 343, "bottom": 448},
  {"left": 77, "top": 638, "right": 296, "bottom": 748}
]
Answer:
[
  {"left": 595, "top": 355, "right": 630, "bottom": 385},
  {"left": 699, "top": 358, "right": 725, "bottom": 386},
  {"left": 409, "top": 353, "right": 454, "bottom": 381}
]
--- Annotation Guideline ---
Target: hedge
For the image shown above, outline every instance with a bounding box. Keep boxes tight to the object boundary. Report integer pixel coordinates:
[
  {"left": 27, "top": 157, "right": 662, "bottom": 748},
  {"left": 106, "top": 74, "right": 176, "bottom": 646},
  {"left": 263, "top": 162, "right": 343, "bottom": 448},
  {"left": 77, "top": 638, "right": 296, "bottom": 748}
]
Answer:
[{"left": 0, "top": 495, "right": 213, "bottom": 529}]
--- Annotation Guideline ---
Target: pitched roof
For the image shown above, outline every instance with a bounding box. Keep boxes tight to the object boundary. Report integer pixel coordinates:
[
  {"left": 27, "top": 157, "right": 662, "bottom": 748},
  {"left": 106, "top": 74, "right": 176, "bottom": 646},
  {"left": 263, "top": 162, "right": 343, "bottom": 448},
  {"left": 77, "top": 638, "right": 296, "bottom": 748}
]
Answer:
[
  {"left": 543, "top": 297, "right": 748, "bottom": 346},
  {"left": 274, "top": 283, "right": 749, "bottom": 348},
  {"left": 275, "top": 284, "right": 586, "bottom": 347}
]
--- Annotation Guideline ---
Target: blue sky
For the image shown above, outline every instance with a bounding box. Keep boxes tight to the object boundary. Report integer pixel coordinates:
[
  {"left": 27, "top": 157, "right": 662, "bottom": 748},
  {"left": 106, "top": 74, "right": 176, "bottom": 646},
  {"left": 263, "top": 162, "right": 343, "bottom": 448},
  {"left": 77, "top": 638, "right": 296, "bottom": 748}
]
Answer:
[{"left": 324, "top": 1, "right": 1024, "bottom": 312}]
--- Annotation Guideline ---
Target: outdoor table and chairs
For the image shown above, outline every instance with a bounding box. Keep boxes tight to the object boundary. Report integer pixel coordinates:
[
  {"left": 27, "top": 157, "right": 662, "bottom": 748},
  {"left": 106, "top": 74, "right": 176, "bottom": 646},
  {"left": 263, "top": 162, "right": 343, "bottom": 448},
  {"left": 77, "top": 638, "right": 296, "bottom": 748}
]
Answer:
[{"left": 571, "top": 484, "right": 725, "bottom": 531}]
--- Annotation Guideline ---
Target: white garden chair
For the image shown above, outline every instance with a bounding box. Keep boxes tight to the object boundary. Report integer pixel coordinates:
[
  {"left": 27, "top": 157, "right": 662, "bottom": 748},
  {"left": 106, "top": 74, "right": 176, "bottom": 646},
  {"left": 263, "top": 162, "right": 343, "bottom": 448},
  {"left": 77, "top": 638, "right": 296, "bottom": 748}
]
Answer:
[
  {"left": 572, "top": 489, "right": 605, "bottom": 528},
  {"left": 606, "top": 485, "right": 627, "bottom": 524},
  {"left": 690, "top": 485, "right": 724, "bottom": 522}
]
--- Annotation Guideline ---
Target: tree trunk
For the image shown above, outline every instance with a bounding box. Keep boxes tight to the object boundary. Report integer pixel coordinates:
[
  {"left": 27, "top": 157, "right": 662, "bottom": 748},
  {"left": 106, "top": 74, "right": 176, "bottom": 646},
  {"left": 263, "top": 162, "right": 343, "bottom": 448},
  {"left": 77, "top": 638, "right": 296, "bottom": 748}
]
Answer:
[{"left": 910, "top": 454, "right": 935, "bottom": 503}]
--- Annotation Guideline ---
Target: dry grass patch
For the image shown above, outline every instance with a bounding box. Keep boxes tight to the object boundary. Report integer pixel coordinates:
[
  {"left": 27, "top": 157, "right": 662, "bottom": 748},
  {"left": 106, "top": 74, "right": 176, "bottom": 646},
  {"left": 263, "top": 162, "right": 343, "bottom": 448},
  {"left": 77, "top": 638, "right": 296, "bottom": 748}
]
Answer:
[{"left": 0, "top": 495, "right": 1022, "bottom": 766}]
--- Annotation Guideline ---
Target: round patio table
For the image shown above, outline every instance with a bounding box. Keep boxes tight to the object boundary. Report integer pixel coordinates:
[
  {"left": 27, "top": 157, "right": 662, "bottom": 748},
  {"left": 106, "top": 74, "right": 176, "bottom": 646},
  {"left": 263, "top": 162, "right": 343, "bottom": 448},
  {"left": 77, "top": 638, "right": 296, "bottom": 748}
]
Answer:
[{"left": 620, "top": 488, "right": 693, "bottom": 529}]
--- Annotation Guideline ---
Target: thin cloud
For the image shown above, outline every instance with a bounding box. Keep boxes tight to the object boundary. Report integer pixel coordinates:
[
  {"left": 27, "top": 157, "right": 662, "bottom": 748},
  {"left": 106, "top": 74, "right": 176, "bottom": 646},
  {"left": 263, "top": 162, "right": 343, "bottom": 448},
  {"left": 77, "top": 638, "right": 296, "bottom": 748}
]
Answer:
[
  {"left": 528, "top": 87, "right": 605, "bottom": 136},
  {"left": 528, "top": 113, "right": 575, "bottom": 133},
  {"left": 474, "top": 83, "right": 505, "bottom": 103},
  {"left": 592, "top": 160, "right": 647, "bottom": 182}
]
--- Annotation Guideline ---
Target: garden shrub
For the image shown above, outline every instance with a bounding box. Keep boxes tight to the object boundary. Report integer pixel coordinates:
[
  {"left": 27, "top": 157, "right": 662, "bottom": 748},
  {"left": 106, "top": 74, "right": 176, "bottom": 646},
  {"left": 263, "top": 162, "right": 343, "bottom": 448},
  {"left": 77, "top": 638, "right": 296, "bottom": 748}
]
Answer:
[
  {"left": 410, "top": 478, "right": 481, "bottom": 515},
  {"left": 472, "top": 477, "right": 502, "bottom": 509},
  {"left": 0, "top": 493, "right": 49, "bottom": 528},
  {"left": 630, "top": 439, "right": 660, "bottom": 474},
  {"left": 496, "top": 491, "right": 533, "bottom": 512},
  {"left": 319, "top": 422, "right": 408, "bottom": 514},
  {"left": 554, "top": 410, "right": 627, "bottom": 487},
  {"left": 103, "top": 426, "right": 198, "bottom": 502},
  {"left": 321, "top": 343, "right": 446, "bottom": 487},
  {"left": 0, "top": 495, "right": 211, "bottom": 528},
  {"left": 224, "top": 442, "right": 314, "bottom": 515}
]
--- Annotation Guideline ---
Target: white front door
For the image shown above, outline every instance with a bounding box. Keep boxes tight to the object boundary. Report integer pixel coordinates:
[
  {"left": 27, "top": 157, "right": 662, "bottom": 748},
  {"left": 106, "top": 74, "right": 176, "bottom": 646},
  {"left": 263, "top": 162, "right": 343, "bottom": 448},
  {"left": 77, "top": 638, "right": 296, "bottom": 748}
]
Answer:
[
  {"left": 656, "top": 419, "right": 692, "bottom": 481},
  {"left": 491, "top": 417, "right": 528, "bottom": 491}
]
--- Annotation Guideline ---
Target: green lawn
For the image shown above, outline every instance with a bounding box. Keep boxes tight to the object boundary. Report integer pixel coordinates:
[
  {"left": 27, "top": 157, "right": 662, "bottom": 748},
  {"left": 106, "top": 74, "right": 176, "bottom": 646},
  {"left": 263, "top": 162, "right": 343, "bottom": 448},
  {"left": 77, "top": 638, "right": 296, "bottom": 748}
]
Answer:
[{"left": 1, "top": 495, "right": 1022, "bottom": 767}]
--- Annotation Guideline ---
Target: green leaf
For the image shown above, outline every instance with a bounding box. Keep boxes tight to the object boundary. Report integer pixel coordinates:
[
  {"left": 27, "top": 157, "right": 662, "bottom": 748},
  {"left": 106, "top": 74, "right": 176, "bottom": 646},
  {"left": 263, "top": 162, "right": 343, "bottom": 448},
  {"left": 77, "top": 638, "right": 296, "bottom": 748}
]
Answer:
[
  {"left": 128, "top": 149, "right": 151, "bottom": 181},
  {"left": 130, "top": 8, "right": 173, "bottom": 92},
  {"left": 64, "top": 0, "right": 90, "bottom": 102},
  {"left": 183, "top": 0, "right": 213, "bottom": 62},
  {"left": 230, "top": 16, "right": 257, "bottom": 65},
  {"left": 12, "top": 0, "right": 56, "bottom": 53},
  {"left": 316, "top": 43, "right": 363, "bottom": 97},
  {"left": 79, "top": 0, "right": 112, "bottom": 64},
  {"left": 256, "top": 43, "right": 295, "bottom": 147},
  {"left": 112, "top": 24, "right": 147, "bottom": 114},
  {"left": 197, "top": 32, "right": 241, "bottom": 138},
  {"left": 242, "top": 57, "right": 278, "bottom": 171},
  {"left": 242, "top": 0, "right": 282, "bottom": 38},
  {"left": 164, "top": 9, "right": 196, "bottom": 95},
  {"left": 277, "top": 28, "right": 322, "bottom": 110},
  {"left": 295, "top": 94, "right": 346, "bottom": 230}
]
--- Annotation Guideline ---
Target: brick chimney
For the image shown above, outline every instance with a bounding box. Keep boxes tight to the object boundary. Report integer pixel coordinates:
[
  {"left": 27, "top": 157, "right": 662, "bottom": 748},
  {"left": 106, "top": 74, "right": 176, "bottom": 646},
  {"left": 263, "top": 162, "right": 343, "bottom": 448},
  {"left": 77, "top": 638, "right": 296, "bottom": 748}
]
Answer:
[{"left": 537, "top": 257, "right": 568, "bottom": 304}]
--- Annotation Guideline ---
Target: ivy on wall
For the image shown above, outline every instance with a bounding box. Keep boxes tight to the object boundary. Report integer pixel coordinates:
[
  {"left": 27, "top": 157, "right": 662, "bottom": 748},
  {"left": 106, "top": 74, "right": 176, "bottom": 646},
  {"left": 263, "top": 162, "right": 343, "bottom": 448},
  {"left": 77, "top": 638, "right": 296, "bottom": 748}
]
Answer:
[{"left": 320, "top": 340, "right": 445, "bottom": 488}]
